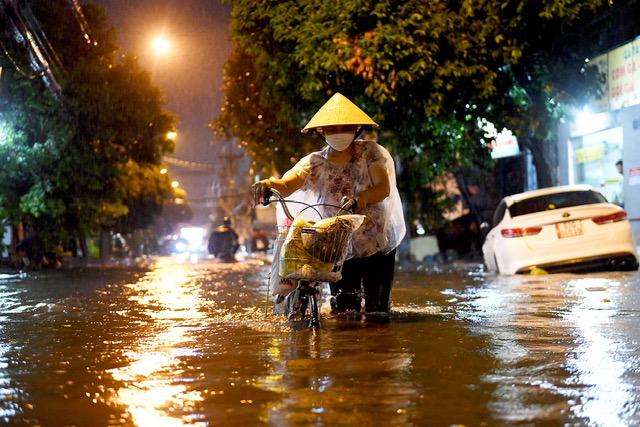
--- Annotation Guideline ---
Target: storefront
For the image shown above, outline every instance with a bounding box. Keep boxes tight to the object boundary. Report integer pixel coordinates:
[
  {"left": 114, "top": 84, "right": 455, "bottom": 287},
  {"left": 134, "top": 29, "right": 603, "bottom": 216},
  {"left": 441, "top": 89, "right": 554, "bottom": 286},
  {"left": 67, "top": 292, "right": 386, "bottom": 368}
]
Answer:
[{"left": 558, "top": 37, "right": 640, "bottom": 239}]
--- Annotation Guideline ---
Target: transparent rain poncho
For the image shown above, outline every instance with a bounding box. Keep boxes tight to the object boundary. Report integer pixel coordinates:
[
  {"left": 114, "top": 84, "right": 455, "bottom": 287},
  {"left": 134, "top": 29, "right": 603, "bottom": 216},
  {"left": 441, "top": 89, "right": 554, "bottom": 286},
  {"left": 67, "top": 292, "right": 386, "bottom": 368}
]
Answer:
[{"left": 276, "top": 139, "right": 406, "bottom": 259}]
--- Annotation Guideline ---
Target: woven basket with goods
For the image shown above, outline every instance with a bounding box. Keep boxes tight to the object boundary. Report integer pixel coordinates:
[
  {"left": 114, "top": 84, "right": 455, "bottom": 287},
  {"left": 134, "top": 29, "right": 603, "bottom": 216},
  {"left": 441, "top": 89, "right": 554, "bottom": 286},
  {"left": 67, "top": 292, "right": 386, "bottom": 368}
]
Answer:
[{"left": 278, "top": 214, "right": 364, "bottom": 282}]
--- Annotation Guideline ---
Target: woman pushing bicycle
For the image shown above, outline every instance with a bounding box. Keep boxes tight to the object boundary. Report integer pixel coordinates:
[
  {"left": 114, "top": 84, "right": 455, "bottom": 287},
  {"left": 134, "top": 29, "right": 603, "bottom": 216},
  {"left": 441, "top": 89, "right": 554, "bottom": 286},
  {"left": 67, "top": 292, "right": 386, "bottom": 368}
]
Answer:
[{"left": 253, "top": 93, "right": 405, "bottom": 313}]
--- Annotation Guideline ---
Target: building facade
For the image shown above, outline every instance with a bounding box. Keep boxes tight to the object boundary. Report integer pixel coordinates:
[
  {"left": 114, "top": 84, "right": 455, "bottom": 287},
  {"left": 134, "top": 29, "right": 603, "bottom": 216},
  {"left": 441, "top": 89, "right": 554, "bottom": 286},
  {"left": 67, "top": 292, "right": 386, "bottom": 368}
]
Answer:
[{"left": 558, "top": 37, "right": 640, "bottom": 240}]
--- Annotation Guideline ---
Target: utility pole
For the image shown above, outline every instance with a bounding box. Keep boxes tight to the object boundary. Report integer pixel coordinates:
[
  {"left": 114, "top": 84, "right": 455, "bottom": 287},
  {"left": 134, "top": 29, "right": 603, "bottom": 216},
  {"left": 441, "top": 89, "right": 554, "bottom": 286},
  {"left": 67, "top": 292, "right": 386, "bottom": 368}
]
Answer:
[{"left": 207, "top": 138, "right": 252, "bottom": 247}]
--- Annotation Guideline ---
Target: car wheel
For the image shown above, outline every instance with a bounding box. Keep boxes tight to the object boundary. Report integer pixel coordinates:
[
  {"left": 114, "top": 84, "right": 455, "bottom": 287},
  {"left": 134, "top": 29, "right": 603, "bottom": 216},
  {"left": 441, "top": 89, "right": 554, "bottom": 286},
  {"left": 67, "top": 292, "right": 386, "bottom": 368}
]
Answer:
[{"left": 494, "top": 255, "right": 500, "bottom": 274}]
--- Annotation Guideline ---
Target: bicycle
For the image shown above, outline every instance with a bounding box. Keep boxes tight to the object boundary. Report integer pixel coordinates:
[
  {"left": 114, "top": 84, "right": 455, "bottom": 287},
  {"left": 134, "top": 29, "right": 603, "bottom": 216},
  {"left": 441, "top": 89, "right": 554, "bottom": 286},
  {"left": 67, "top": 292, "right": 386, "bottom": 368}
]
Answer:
[{"left": 260, "top": 188, "right": 361, "bottom": 328}]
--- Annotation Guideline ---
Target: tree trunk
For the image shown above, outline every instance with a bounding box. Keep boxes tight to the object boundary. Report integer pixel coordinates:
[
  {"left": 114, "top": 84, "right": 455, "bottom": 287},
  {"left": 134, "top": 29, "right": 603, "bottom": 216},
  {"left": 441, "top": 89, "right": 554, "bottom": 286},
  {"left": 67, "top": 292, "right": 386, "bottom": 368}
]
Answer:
[
  {"left": 510, "top": 63, "right": 558, "bottom": 190},
  {"left": 99, "top": 231, "right": 111, "bottom": 265},
  {"left": 78, "top": 237, "right": 89, "bottom": 266},
  {"left": 525, "top": 136, "right": 556, "bottom": 189}
]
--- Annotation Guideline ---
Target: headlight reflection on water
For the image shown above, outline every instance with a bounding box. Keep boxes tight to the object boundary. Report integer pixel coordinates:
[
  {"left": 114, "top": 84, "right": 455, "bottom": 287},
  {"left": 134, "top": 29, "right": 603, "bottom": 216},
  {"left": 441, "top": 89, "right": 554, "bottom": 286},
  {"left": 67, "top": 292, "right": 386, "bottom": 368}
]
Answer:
[
  {"left": 106, "top": 258, "right": 206, "bottom": 426},
  {"left": 0, "top": 341, "right": 20, "bottom": 420},
  {"left": 563, "top": 277, "right": 639, "bottom": 425},
  {"left": 0, "top": 281, "right": 26, "bottom": 420},
  {"left": 464, "top": 274, "right": 640, "bottom": 425}
]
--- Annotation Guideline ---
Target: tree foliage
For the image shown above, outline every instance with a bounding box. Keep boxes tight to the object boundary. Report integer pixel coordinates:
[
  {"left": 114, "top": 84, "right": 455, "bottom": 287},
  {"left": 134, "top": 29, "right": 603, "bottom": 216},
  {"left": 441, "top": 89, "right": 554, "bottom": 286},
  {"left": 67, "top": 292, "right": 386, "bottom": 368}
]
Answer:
[
  {"left": 0, "top": 0, "right": 177, "bottom": 259},
  {"left": 213, "top": 0, "right": 610, "bottom": 225}
]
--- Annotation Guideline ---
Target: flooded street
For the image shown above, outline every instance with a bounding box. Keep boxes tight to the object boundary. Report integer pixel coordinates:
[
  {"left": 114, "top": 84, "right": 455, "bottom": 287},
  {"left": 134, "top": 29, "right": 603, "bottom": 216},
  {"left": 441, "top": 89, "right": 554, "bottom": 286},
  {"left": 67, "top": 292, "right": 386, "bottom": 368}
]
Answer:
[{"left": 1, "top": 257, "right": 640, "bottom": 425}]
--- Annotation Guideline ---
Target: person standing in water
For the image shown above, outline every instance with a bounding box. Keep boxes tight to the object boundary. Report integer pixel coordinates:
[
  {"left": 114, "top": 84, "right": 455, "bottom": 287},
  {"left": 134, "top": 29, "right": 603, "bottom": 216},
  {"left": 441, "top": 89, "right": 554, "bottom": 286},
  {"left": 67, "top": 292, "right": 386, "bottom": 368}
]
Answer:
[{"left": 253, "top": 93, "right": 405, "bottom": 312}]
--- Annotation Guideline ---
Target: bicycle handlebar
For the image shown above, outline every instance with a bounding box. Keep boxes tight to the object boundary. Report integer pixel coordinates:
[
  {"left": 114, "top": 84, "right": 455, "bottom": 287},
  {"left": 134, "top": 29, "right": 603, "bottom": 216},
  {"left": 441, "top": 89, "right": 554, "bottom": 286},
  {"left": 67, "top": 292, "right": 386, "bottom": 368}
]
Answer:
[
  {"left": 263, "top": 188, "right": 296, "bottom": 221},
  {"left": 261, "top": 187, "right": 357, "bottom": 221}
]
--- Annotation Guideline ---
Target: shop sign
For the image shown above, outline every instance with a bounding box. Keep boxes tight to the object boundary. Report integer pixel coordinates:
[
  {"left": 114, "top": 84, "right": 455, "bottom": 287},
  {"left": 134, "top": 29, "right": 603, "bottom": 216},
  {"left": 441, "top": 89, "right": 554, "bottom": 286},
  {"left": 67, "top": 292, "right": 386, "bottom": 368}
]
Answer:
[
  {"left": 629, "top": 168, "right": 640, "bottom": 186},
  {"left": 589, "top": 38, "right": 640, "bottom": 113},
  {"left": 489, "top": 129, "right": 520, "bottom": 159},
  {"left": 608, "top": 40, "right": 640, "bottom": 110},
  {"left": 574, "top": 144, "right": 604, "bottom": 164}
]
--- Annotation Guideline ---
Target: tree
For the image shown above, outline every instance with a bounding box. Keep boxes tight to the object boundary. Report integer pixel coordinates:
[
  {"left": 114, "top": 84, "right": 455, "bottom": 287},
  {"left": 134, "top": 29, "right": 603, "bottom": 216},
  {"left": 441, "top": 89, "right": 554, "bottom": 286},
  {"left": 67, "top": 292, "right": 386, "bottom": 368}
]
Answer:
[
  {"left": 0, "top": 0, "right": 177, "bottom": 263},
  {"left": 211, "top": 43, "right": 321, "bottom": 177},
  {"left": 213, "top": 0, "right": 609, "bottom": 224}
]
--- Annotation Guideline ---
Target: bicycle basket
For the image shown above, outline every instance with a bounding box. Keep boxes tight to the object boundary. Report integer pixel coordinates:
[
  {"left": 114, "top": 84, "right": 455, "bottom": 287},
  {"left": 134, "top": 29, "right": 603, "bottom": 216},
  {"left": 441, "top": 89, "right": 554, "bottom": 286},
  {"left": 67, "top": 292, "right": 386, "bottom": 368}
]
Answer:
[{"left": 277, "top": 222, "right": 353, "bottom": 282}]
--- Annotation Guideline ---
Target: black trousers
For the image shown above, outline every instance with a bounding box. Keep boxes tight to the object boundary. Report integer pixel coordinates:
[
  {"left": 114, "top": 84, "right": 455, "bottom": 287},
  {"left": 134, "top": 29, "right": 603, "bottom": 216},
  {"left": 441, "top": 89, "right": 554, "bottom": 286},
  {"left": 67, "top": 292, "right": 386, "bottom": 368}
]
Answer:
[{"left": 330, "top": 249, "right": 397, "bottom": 312}]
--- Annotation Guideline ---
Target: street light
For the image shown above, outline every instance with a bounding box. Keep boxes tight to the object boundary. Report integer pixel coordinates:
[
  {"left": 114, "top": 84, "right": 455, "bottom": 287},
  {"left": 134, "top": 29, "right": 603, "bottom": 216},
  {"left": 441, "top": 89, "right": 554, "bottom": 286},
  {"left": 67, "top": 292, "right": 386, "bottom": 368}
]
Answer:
[
  {"left": 149, "top": 34, "right": 172, "bottom": 76},
  {"left": 152, "top": 36, "right": 171, "bottom": 56}
]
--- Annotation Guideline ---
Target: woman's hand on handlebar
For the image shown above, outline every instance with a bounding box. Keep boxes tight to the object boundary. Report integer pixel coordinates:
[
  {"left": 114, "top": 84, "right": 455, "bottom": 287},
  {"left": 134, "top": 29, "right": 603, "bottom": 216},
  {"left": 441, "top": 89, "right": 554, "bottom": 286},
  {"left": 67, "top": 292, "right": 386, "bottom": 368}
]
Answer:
[
  {"left": 252, "top": 180, "right": 271, "bottom": 206},
  {"left": 340, "top": 197, "right": 358, "bottom": 213},
  {"left": 346, "top": 193, "right": 368, "bottom": 212},
  {"left": 356, "top": 195, "right": 368, "bottom": 212}
]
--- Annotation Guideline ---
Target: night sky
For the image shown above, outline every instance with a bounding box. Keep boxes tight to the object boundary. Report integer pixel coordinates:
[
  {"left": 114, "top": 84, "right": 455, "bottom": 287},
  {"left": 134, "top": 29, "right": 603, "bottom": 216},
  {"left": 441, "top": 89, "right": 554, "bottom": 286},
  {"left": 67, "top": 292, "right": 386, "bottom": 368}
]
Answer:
[{"left": 86, "top": 0, "right": 234, "bottom": 225}]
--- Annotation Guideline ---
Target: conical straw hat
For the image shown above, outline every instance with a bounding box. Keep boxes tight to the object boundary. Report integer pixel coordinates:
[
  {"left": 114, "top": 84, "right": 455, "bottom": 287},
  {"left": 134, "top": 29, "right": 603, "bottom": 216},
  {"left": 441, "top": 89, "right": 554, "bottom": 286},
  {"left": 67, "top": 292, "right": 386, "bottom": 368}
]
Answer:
[{"left": 301, "top": 93, "right": 378, "bottom": 133}]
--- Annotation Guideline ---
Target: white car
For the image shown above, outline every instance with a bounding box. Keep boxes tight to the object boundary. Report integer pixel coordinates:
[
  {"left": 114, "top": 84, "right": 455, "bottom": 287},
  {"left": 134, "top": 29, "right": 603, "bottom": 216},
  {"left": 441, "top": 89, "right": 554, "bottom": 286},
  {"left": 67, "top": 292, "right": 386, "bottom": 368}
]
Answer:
[{"left": 483, "top": 184, "right": 639, "bottom": 274}]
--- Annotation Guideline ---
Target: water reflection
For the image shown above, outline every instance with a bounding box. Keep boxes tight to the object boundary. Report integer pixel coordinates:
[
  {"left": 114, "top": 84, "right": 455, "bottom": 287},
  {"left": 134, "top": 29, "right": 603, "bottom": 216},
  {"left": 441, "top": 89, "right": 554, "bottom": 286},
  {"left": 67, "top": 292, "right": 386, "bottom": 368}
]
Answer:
[
  {"left": 254, "top": 324, "right": 416, "bottom": 426},
  {"left": 107, "top": 258, "right": 207, "bottom": 425},
  {"left": 461, "top": 272, "right": 640, "bottom": 424},
  {"left": 563, "top": 277, "right": 640, "bottom": 425},
  {"left": 2, "top": 260, "right": 640, "bottom": 425},
  {"left": 0, "top": 274, "right": 27, "bottom": 421}
]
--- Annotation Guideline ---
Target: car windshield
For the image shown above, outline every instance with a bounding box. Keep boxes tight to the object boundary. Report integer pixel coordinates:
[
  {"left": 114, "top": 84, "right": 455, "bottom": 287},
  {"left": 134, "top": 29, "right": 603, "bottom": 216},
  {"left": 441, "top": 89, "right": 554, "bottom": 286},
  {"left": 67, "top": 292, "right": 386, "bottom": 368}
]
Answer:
[{"left": 509, "top": 190, "right": 608, "bottom": 218}]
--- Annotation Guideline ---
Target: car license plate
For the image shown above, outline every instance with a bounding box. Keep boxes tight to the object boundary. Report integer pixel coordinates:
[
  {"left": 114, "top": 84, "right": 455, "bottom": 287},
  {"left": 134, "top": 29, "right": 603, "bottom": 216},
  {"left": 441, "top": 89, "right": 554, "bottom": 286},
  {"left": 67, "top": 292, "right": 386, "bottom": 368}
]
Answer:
[{"left": 556, "top": 220, "right": 583, "bottom": 238}]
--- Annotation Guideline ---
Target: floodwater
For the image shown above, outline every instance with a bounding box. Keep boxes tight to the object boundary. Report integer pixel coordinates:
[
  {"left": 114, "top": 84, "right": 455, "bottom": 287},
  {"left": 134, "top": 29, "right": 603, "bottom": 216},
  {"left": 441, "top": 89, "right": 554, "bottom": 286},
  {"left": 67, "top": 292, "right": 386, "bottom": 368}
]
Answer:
[{"left": 1, "top": 257, "right": 640, "bottom": 426}]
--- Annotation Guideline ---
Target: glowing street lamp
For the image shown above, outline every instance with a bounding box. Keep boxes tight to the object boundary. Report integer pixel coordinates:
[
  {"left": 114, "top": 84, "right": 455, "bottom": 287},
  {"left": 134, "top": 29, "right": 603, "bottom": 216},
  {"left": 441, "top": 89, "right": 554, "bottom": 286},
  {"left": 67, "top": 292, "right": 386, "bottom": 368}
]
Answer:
[
  {"left": 149, "top": 34, "right": 173, "bottom": 75},
  {"left": 152, "top": 36, "right": 171, "bottom": 56}
]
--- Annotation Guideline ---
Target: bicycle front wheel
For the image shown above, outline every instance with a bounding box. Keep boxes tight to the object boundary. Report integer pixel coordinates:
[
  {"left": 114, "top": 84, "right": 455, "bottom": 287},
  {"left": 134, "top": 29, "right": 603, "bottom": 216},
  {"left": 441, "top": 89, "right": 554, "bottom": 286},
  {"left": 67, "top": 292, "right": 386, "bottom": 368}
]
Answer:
[{"left": 308, "top": 291, "right": 319, "bottom": 328}]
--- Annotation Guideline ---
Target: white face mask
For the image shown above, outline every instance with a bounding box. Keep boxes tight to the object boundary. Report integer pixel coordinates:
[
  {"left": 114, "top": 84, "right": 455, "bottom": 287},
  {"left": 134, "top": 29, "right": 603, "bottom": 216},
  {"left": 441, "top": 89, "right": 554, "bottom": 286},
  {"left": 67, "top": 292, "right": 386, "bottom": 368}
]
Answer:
[{"left": 325, "top": 132, "right": 354, "bottom": 151}]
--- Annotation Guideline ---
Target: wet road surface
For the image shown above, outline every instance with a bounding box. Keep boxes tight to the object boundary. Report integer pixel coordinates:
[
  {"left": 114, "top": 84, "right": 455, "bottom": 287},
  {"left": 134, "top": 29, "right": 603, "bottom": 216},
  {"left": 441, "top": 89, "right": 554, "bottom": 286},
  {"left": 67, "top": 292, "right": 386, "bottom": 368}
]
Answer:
[{"left": 1, "top": 256, "right": 640, "bottom": 425}]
